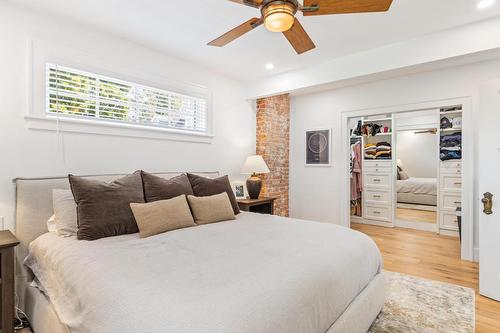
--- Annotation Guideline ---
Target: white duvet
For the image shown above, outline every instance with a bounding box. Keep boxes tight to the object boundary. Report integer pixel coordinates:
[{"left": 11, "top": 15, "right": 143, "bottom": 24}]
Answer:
[
  {"left": 397, "top": 177, "right": 437, "bottom": 196},
  {"left": 25, "top": 212, "right": 382, "bottom": 333}
]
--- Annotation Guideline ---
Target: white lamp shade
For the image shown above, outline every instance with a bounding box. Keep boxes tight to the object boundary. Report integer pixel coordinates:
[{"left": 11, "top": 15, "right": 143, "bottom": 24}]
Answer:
[
  {"left": 397, "top": 159, "right": 404, "bottom": 167},
  {"left": 241, "top": 155, "right": 270, "bottom": 174}
]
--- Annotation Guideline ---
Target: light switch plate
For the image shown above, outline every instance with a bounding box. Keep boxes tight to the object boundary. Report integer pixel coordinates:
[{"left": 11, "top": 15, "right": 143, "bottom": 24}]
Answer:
[{"left": 0, "top": 216, "right": 4, "bottom": 230}]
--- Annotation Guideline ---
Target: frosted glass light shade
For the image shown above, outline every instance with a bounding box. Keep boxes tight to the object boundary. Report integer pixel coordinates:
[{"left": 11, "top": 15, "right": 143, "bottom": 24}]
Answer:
[
  {"left": 241, "top": 155, "right": 270, "bottom": 175},
  {"left": 263, "top": 3, "right": 295, "bottom": 33}
]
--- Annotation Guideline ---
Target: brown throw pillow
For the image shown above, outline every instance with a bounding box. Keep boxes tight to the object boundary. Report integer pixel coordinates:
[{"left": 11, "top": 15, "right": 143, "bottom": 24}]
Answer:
[
  {"left": 141, "top": 172, "right": 193, "bottom": 203},
  {"left": 187, "top": 173, "right": 240, "bottom": 214},
  {"left": 130, "top": 195, "right": 195, "bottom": 238},
  {"left": 187, "top": 193, "right": 236, "bottom": 225},
  {"left": 69, "top": 171, "right": 145, "bottom": 241}
]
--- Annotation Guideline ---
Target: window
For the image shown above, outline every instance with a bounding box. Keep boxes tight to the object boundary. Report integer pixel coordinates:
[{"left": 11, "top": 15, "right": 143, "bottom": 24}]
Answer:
[{"left": 46, "top": 64, "right": 208, "bottom": 133}]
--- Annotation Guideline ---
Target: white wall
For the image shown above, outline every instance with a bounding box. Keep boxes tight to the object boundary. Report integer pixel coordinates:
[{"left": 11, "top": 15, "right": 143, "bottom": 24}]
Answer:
[
  {"left": 0, "top": 3, "right": 255, "bottom": 231},
  {"left": 290, "top": 57, "right": 500, "bottom": 257}
]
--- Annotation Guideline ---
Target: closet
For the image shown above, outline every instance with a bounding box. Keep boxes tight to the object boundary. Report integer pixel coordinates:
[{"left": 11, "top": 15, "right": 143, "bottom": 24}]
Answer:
[
  {"left": 438, "top": 106, "right": 463, "bottom": 235},
  {"left": 350, "top": 115, "right": 395, "bottom": 227},
  {"left": 349, "top": 106, "right": 463, "bottom": 237}
]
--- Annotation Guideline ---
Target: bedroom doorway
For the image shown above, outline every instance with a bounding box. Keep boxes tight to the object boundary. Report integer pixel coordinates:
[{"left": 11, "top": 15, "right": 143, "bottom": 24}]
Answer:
[{"left": 394, "top": 110, "right": 439, "bottom": 232}]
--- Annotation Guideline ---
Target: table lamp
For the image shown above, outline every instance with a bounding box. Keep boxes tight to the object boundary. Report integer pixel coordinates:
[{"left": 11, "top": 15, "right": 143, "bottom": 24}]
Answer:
[{"left": 241, "top": 155, "right": 270, "bottom": 199}]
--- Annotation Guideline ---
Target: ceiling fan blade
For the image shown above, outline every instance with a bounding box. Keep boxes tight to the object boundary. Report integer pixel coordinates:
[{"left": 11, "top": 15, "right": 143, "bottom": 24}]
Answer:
[
  {"left": 208, "top": 18, "right": 263, "bottom": 47},
  {"left": 302, "top": 0, "right": 393, "bottom": 16},
  {"left": 229, "top": 0, "right": 263, "bottom": 8},
  {"left": 283, "top": 19, "right": 316, "bottom": 55}
]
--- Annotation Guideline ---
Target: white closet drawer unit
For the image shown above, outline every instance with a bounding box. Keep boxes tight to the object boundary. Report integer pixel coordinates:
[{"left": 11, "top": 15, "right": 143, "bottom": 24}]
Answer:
[
  {"left": 440, "top": 211, "right": 459, "bottom": 231},
  {"left": 365, "top": 173, "right": 391, "bottom": 188},
  {"left": 441, "top": 168, "right": 462, "bottom": 176},
  {"left": 364, "top": 160, "right": 392, "bottom": 168},
  {"left": 364, "top": 189, "right": 390, "bottom": 205},
  {"left": 363, "top": 165, "right": 392, "bottom": 174},
  {"left": 440, "top": 192, "right": 462, "bottom": 211},
  {"left": 440, "top": 161, "right": 462, "bottom": 169},
  {"left": 440, "top": 161, "right": 462, "bottom": 175},
  {"left": 440, "top": 175, "right": 462, "bottom": 191},
  {"left": 365, "top": 205, "right": 391, "bottom": 222}
]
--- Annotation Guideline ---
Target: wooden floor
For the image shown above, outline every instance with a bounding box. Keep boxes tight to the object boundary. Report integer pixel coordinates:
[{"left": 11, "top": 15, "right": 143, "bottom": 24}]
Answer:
[
  {"left": 352, "top": 223, "right": 500, "bottom": 332},
  {"left": 396, "top": 208, "right": 437, "bottom": 224}
]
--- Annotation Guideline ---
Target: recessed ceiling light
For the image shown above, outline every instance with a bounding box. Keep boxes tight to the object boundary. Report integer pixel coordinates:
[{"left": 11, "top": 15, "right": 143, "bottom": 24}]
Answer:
[
  {"left": 478, "top": 0, "right": 495, "bottom": 9},
  {"left": 265, "top": 63, "right": 275, "bottom": 70}
]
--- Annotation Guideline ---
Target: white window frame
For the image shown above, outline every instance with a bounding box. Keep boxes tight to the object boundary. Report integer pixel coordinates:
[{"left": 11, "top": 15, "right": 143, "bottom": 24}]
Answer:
[{"left": 26, "top": 40, "right": 214, "bottom": 143}]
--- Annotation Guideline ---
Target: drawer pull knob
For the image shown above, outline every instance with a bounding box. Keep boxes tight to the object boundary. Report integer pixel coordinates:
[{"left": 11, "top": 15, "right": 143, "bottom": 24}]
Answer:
[
  {"left": 373, "top": 179, "right": 381, "bottom": 182},
  {"left": 454, "top": 201, "right": 461, "bottom": 204},
  {"left": 454, "top": 182, "right": 462, "bottom": 185},
  {"left": 454, "top": 220, "right": 458, "bottom": 223},
  {"left": 373, "top": 211, "right": 381, "bottom": 214},
  {"left": 373, "top": 195, "right": 381, "bottom": 198}
]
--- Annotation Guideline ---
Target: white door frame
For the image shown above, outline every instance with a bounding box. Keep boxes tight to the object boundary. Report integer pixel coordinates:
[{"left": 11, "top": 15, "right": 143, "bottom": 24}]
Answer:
[{"left": 340, "top": 97, "right": 474, "bottom": 261}]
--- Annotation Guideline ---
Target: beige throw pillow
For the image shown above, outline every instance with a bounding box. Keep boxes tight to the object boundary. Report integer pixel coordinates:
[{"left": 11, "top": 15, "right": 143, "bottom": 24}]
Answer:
[
  {"left": 53, "top": 189, "right": 78, "bottom": 237},
  {"left": 187, "top": 192, "right": 236, "bottom": 225},
  {"left": 130, "top": 195, "right": 195, "bottom": 238}
]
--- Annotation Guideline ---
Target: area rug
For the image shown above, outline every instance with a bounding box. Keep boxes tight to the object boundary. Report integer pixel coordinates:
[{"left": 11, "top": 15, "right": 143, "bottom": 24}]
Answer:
[{"left": 369, "top": 271, "right": 474, "bottom": 333}]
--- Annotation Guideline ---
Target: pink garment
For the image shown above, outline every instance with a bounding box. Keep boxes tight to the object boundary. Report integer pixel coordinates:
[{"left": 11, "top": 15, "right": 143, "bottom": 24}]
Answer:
[{"left": 350, "top": 142, "right": 363, "bottom": 200}]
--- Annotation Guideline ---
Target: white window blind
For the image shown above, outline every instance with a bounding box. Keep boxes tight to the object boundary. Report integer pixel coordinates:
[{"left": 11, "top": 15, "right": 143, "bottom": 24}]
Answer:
[{"left": 46, "top": 64, "right": 208, "bottom": 133}]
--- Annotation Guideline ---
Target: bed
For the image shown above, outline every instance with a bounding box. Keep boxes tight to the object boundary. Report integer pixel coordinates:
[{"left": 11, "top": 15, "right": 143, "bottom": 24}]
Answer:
[
  {"left": 15, "top": 173, "right": 385, "bottom": 333},
  {"left": 397, "top": 177, "right": 437, "bottom": 206}
]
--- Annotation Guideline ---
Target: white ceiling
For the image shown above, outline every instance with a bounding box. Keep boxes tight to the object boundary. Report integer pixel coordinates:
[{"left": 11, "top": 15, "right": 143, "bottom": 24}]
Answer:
[{"left": 9, "top": 0, "right": 500, "bottom": 81}]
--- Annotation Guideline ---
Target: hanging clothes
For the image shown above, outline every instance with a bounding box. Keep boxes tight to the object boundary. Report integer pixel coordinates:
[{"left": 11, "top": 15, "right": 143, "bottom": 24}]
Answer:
[{"left": 351, "top": 141, "right": 363, "bottom": 200}]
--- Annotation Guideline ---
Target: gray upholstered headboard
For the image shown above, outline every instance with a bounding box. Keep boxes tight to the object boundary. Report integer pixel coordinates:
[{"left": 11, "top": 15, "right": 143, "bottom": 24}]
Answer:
[{"left": 14, "top": 171, "right": 219, "bottom": 307}]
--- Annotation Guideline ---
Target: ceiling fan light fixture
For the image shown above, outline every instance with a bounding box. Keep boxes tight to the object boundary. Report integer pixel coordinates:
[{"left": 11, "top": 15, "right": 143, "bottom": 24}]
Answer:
[{"left": 262, "top": 1, "right": 297, "bottom": 33}]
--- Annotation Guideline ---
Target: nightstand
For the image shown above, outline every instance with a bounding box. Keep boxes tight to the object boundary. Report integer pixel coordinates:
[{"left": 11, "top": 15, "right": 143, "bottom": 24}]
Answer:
[
  {"left": 0, "top": 230, "right": 19, "bottom": 333},
  {"left": 237, "top": 197, "right": 277, "bottom": 215}
]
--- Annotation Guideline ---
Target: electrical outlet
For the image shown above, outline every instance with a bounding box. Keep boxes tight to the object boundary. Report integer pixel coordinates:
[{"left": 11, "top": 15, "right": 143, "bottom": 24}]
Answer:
[{"left": 0, "top": 216, "right": 4, "bottom": 230}]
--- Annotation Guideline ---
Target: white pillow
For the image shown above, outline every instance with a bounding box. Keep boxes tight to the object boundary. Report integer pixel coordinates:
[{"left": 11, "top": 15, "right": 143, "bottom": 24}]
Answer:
[
  {"left": 46, "top": 215, "right": 57, "bottom": 233},
  {"left": 52, "top": 189, "right": 78, "bottom": 237}
]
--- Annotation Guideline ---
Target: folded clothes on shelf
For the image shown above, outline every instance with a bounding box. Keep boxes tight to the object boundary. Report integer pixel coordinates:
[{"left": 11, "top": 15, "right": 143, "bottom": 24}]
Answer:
[
  {"left": 364, "top": 142, "right": 392, "bottom": 160},
  {"left": 375, "top": 151, "right": 391, "bottom": 158},
  {"left": 440, "top": 149, "right": 462, "bottom": 161},
  {"left": 440, "top": 132, "right": 462, "bottom": 161},
  {"left": 441, "top": 146, "right": 461, "bottom": 151},
  {"left": 440, "top": 132, "right": 462, "bottom": 147}
]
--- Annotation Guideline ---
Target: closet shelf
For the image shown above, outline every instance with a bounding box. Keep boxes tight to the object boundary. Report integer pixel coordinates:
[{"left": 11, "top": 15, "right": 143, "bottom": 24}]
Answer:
[
  {"left": 362, "top": 117, "right": 392, "bottom": 123},
  {"left": 440, "top": 110, "right": 462, "bottom": 115},
  {"left": 363, "top": 133, "right": 392, "bottom": 137},
  {"left": 440, "top": 128, "right": 462, "bottom": 133}
]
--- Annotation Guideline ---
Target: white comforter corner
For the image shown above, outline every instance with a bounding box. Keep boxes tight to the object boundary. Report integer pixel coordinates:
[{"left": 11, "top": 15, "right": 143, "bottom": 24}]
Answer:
[
  {"left": 24, "top": 212, "right": 382, "bottom": 333},
  {"left": 397, "top": 177, "right": 437, "bottom": 195}
]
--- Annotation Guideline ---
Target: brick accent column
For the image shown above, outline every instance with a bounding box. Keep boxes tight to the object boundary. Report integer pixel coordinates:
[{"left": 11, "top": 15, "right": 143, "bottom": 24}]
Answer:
[{"left": 256, "top": 94, "right": 290, "bottom": 217}]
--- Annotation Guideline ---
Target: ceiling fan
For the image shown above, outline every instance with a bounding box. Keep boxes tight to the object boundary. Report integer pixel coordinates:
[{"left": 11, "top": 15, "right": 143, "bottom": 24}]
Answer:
[{"left": 208, "top": 0, "right": 394, "bottom": 54}]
